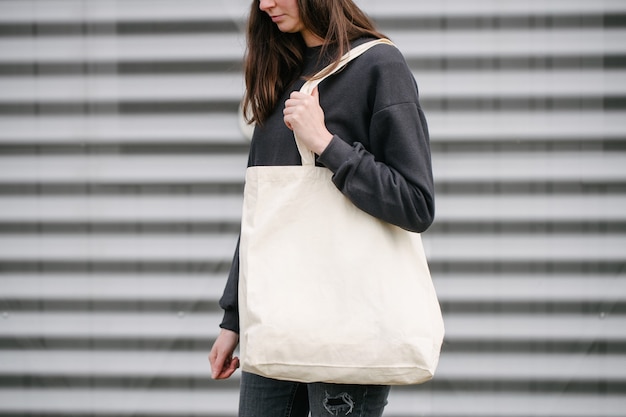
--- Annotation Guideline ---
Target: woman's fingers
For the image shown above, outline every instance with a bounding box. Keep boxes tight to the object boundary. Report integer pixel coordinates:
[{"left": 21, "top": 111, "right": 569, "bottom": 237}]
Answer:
[
  {"left": 283, "top": 87, "right": 332, "bottom": 154},
  {"left": 209, "top": 329, "right": 240, "bottom": 380},
  {"left": 284, "top": 91, "right": 316, "bottom": 126}
]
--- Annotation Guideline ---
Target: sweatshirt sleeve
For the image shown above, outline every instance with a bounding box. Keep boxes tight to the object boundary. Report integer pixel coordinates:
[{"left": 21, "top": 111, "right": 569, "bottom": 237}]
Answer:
[
  {"left": 218, "top": 236, "right": 240, "bottom": 333},
  {"left": 317, "top": 47, "right": 435, "bottom": 233}
]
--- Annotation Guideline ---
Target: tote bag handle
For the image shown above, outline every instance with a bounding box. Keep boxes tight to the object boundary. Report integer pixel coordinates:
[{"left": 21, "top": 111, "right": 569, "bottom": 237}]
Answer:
[{"left": 295, "top": 38, "right": 395, "bottom": 166}]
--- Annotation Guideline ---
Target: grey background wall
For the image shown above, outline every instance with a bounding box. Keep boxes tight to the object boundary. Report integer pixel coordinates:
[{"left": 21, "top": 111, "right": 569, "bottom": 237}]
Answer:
[{"left": 0, "top": 0, "right": 625, "bottom": 416}]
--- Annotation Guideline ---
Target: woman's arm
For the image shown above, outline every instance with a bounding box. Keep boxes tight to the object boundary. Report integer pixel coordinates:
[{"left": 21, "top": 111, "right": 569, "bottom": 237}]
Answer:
[
  {"left": 218, "top": 238, "right": 240, "bottom": 333},
  {"left": 319, "top": 101, "right": 434, "bottom": 232},
  {"left": 304, "top": 45, "right": 435, "bottom": 232}
]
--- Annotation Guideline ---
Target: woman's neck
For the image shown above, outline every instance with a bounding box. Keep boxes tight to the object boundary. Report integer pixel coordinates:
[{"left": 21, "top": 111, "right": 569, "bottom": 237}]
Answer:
[{"left": 301, "top": 28, "right": 324, "bottom": 47}]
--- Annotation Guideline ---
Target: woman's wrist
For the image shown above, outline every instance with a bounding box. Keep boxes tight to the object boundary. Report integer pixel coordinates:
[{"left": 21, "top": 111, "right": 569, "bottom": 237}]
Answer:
[{"left": 312, "top": 130, "right": 334, "bottom": 155}]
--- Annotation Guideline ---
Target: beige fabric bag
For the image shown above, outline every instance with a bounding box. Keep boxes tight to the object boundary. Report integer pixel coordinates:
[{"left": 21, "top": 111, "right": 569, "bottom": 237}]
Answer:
[{"left": 238, "top": 39, "right": 444, "bottom": 385}]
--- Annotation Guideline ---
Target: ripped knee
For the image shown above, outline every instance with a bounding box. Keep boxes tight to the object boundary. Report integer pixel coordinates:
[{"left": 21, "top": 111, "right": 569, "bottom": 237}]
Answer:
[{"left": 322, "top": 391, "right": 355, "bottom": 415}]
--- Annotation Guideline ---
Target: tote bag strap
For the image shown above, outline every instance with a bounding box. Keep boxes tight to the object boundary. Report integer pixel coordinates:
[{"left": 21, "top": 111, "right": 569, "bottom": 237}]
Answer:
[{"left": 296, "top": 38, "right": 395, "bottom": 166}]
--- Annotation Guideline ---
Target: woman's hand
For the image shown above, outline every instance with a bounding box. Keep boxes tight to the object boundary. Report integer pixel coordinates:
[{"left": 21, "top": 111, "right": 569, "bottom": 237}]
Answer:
[
  {"left": 209, "top": 329, "right": 240, "bottom": 380},
  {"left": 283, "top": 86, "right": 333, "bottom": 155}
]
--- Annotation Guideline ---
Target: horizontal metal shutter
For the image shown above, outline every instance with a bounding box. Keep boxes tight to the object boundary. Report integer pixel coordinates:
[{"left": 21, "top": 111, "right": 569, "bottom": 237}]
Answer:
[{"left": 1, "top": 0, "right": 625, "bottom": 416}]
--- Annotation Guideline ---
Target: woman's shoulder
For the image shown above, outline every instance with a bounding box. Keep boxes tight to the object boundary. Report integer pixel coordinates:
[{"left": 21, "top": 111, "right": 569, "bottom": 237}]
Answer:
[
  {"left": 347, "top": 39, "right": 412, "bottom": 89},
  {"left": 351, "top": 37, "right": 408, "bottom": 69},
  {"left": 347, "top": 38, "right": 418, "bottom": 106},
  {"left": 353, "top": 37, "right": 403, "bottom": 55}
]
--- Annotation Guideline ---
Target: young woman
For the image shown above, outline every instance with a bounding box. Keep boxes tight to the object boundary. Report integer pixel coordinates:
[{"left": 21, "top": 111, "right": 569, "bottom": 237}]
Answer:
[{"left": 209, "top": 0, "right": 435, "bottom": 415}]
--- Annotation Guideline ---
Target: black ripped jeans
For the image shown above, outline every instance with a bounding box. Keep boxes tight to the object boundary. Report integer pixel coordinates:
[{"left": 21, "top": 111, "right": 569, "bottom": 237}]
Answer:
[{"left": 239, "top": 371, "right": 390, "bottom": 417}]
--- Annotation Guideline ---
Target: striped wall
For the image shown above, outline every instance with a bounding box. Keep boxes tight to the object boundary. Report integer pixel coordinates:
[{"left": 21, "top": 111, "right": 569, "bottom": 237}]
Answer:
[{"left": 1, "top": 0, "right": 625, "bottom": 416}]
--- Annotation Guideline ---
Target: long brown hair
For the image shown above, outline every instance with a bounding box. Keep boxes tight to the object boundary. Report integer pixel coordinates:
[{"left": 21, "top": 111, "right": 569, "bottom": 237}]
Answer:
[{"left": 242, "top": 0, "right": 386, "bottom": 125}]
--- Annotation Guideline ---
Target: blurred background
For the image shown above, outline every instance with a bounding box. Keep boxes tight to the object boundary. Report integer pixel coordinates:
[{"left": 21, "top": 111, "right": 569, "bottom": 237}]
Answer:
[{"left": 0, "top": 0, "right": 625, "bottom": 416}]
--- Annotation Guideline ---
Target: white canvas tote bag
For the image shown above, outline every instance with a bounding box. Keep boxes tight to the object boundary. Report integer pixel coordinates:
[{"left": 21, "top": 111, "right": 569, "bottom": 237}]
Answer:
[{"left": 238, "top": 39, "right": 444, "bottom": 385}]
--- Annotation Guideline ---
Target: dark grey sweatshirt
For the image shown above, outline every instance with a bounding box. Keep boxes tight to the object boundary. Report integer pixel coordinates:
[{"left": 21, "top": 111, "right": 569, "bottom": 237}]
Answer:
[{"left": 219, "top": 38, "right": 435, "bottom": 333}]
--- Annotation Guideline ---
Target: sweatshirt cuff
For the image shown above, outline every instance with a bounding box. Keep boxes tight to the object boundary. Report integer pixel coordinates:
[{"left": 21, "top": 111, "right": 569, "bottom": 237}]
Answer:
[
  {"left": 219, "top": 309, "right": 240, "bottom": 334},
  {"left": 317, "top": 135, "right": 355, "bottom": 173}
]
